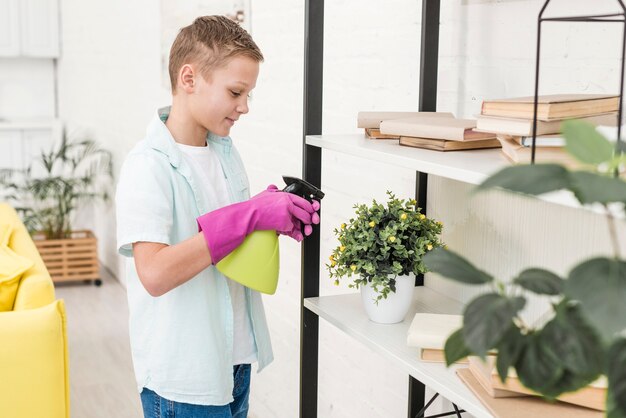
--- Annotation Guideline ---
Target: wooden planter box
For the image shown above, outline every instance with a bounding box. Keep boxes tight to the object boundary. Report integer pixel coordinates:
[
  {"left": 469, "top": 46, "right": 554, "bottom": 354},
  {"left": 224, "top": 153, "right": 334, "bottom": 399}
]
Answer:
[{"left": 33, "top": 230, "right": 100, "bottom": 284}]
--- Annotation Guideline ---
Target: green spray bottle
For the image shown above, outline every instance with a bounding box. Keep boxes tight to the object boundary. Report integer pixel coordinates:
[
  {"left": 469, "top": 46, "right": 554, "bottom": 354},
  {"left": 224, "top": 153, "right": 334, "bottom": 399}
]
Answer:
[{"left": 215, "top": 176, "right": 324, "bottom": 294}]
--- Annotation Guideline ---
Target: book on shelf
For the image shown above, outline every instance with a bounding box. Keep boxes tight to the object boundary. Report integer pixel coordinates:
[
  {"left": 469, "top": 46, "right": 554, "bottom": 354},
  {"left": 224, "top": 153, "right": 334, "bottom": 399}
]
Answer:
[
  {"left": 497, "top": 135, "right": 578, "bottom": 166},
  {"left": 357, "top": 111, "right": 454, "bottom": 129},
  {"left": 406, "top": 313, "right": 468, "bottom": 363},
  {"left": 381, "top": 117, "right": 497, "bottom": 141},
  {"left": 515, "top": 134, "right": 564, "bottom": 147},
  {"left": 475, "top": 112, "right": 617, "bottom": 136},
  {"left": 399, "top": 135, "right": 501, "bottom": 152},
  {"left": 481, "top": 94, "right": 619, "bottom": 121},
  {"left": 364, "top": 128, "right": 400, "bottom": 140},
  {"left": 419, "top": 347, "right": 468, "bottom": 364},
  {"left": 468, "top": 356, "right": 607, "bottom": 411},
  {"left": 456, "top": 368, "right": 604, "bottom": 418}
]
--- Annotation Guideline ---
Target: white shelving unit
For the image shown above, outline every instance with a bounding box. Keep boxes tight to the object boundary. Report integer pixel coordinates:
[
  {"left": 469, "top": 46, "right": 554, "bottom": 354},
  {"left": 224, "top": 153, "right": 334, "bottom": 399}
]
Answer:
[
  {"left": 305, "top": 288, "right": 492, "bottom": 418},
  {"left": 306, "top": 134, "right": 621, "bottom": 219}
]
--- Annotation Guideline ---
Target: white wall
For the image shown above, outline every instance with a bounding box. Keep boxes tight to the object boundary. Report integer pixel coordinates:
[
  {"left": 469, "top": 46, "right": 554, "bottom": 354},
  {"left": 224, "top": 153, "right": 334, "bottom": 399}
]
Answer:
[{"left": 57, "top": 0, "right": 626, "bottom": 417}]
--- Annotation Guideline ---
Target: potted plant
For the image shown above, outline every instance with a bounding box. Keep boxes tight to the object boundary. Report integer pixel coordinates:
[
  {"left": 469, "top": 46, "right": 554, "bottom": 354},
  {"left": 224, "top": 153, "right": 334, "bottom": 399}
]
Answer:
[
  {"left": 0, "top": 130, "right": 113, "bottom": 285},
  {"left": 423, "top": 120, "right": 626, "bottom": 415},
  {"left": 327, "top": 191, "right": 444, "bottom": 323}
]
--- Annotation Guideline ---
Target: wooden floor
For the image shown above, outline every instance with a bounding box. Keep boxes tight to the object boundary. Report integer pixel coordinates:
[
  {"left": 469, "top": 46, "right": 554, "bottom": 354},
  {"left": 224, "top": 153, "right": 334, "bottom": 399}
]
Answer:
[{"left": 55, "top": 270, "right": 143, "bottom": 418}]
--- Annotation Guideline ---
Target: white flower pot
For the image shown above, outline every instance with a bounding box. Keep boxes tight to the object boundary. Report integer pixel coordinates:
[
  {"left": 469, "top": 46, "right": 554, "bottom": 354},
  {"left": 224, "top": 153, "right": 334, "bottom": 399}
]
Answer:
[{"left": 360, "top": 274, "right": 415, "bottom": 324}]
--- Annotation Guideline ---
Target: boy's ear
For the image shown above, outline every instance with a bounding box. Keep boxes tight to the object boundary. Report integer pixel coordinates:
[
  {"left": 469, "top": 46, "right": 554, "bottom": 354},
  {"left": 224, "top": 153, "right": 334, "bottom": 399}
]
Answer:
[{"left": 179, "top": 64, "right": 195, "bottom": 94}]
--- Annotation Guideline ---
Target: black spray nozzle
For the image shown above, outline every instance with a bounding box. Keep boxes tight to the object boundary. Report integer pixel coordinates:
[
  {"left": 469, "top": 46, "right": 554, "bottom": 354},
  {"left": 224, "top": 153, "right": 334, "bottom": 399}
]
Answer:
[{"left": 282, "top": 176, "right": 325, "bottom": 202}]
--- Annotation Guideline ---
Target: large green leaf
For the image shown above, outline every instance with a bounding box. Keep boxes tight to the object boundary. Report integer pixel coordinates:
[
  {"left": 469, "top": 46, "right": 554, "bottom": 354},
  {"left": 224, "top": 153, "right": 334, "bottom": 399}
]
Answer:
[
  {"left": 562, "top": 119, "right": 614, "bottom": 165},
  {"left": 608, "top": 337, "right": 626, "bottom": 416},
  {"left": 564, "top": 257, "right": 626, "bottom": 342},
  {"left": 569, "top": 171, "right": 626, "bottom": 204},
  {"left": 513, "top": 268, "right": 564, "bottom": 295},
  {"left": 515, "top": 332, "right": 563, "bottom": 398},
  {"left": 444, "top": 328, "right": 471, "bottom": 366},
  {"left": 477, "top": 164, "right": 571, "bottom": 196},
  {"left": 540, "top": 302, "right": 604, "bottom": 378},
  {"left": 423, "top": 248, "right": 493, "bottom": 285},
  {"left": 495, "top": 325, "right": 526, "bottom": 382},
  {"left": 463, "top": 293, "right": 526, "bottom": 356}
]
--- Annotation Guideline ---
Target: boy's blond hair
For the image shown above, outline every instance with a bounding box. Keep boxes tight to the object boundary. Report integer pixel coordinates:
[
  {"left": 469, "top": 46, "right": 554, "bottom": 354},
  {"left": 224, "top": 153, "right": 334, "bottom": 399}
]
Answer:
[{"left": 168, "top": 15, "right": 264, "bottom": 92}]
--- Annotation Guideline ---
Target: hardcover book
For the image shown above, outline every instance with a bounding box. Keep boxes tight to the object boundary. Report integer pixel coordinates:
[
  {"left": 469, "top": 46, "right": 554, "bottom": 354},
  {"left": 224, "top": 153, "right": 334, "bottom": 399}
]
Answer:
[
  {"left": 481, "top": 94, "right": 619, "bottom": 121},
  {"left": 357, "top": 111, "right": 454, "bottom": 129},
  {"left": 381, "top": 117, "right": 496, "bottom": 141},
  {"left": 475, "top": 112, "right": 617, "bottom": 136},
  {"left": 399, "top": 136, "right": 501, "bottom": 152}
]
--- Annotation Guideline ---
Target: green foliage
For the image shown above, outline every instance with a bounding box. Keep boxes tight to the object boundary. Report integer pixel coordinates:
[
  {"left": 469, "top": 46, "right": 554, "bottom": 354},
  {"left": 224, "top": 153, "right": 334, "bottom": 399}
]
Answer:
[
  {"left": 326, "top": 191, "right": 443, "bottom": 302},
  {"left": 426, "top": 120, "right": 626, "bottom": 412},
  {"left": 0, "top": 130, "right": 113, "bottom": 239}
]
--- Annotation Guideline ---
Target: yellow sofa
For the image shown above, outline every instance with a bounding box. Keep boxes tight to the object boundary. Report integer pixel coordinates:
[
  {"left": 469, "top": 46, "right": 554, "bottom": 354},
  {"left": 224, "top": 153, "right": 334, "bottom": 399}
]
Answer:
[{"left": 0, "top": 203, "right": 70, "bottom": 418}]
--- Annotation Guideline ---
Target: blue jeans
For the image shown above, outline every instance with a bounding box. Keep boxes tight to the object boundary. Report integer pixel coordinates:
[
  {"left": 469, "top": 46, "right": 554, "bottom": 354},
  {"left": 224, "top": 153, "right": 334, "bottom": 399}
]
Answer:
[{"left": 140, "top": 364, "right": 251, "bottom": 418}]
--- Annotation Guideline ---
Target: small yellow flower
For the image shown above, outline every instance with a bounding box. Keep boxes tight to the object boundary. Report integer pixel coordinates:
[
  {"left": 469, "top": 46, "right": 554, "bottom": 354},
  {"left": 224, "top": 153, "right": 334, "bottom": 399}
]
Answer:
[
  {"left": 331, "top": 261, "right": 337, "bottom": 267},
  {"left": 350, "top": 264, "right": 357, "bottom": 271},
  {"left": 341, "top": 223, "right": 346, "bottom": 229},
  {"left": 437, "top": 221, "right": 443, "bottom": 226},
  {"left": 369, "top": 221, "right": 376, "bottom": 227},
  {"left": 419, "top": 214, "right": 426, "bottom": 220},
  {"left": 388, "top": 236, "right": 396, "bottom": 243},
  {"left": 329, "top": 254, "right": 334, "bottom": 262},
  {"left": 427, "top": 244, "right": 433, "bottom": 251},
  {"left": 400, "top": 213, "right": 407, "bottom": 221},
  {"left": 340, "top": 245, "right": 346, "bottom": 252},
  {"left": 334, "top": 279, "right": 340, "bottom": 286},
  {"left": 410, "top": 199, "right": 417, "bottom": 206}
]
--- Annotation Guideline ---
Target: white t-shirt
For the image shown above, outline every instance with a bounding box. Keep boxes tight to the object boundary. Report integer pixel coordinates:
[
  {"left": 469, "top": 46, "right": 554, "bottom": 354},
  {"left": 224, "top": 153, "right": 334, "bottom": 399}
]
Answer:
[{"left": 177, "top": 141, "right": 258, "bottom": 365}]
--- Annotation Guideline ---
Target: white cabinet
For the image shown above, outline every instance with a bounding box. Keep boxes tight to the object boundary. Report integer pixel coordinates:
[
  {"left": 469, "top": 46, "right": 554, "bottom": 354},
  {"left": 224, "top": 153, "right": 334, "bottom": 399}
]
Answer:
[
  {"left": 0, "top": 121, "right": 60, "bottom": 173},
  {"left": 0, "top": 0, "right": 59, "bottom": 57},
  {"left": 0, "top": 130, "right": 23, "bottom": 170}
]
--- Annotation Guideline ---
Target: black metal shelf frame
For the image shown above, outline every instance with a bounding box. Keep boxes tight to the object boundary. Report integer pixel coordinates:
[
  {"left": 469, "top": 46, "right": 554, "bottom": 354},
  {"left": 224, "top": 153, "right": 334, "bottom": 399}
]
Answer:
[
  {"left": 300, "top": 1, "right": 442, "bottom": 417},
  {"left": 530, "top": 0, "right": 626, "bottom": 162}
]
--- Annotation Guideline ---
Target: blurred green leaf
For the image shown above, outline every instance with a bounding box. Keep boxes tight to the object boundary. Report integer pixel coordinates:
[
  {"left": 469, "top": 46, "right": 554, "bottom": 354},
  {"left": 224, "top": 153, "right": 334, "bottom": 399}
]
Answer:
[
  {"left": 477, "top": 164, "right": 571, "bottom": 196},
  {"left": 463, "top": 293, "right": 526, "bottom": 357},
  {"left": 513, "top": 268, "right": 564, "bottom": 295},
  {"left": 495, "top": 325, "right": 526, "bottom": 382},
  {"left": 563, "top": 120, "right": 614, "bottom": 165},
  {"left": 608, "top": 338, "right": 626, "bottom": 417},
  {"left": 540, "top": 303, "right": 603, "bottom": 379},
  {"left": 423, "top": 248, "right": 493, "bottom": 285},
  {"left": 444, "top": 328, "right": 471, "bottom": 366},
  {"left": 515, "top": 332, "right": 562, "bottom": 397},
  {"left": 569, "top": 170, "right": 626, "bottom": 204},
  {"left": 565, "top": 258, "right": 626, "bottom": 342}
]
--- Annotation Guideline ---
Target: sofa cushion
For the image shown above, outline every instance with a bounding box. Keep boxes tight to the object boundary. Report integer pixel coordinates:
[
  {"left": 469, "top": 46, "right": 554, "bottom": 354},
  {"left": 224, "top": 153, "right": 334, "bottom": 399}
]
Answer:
[
  {"left": 0, "top": 299, "right": 69, "bottom": 417},
  {"left": 0, "top": 224, "right": 34, "bottom": 311}
]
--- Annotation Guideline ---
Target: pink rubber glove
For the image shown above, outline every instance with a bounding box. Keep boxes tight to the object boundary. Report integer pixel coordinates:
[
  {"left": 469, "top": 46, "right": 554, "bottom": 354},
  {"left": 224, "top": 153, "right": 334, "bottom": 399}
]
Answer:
[
  {"left": 197, "top": 192, "right": 319, "bottom": 264},
  {"left": 252, "top": 185, "right": 321, "bottom": 238}
]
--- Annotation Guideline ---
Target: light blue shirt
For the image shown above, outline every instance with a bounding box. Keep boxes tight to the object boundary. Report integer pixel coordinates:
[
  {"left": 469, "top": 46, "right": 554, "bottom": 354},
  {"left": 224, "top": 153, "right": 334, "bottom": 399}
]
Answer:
[{"left": 116, "top": 107, "right": 273, "bottom": 405}]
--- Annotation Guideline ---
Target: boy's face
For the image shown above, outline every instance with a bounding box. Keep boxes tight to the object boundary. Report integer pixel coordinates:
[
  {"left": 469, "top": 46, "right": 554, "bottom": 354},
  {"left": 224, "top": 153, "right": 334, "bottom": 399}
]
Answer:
[{"left": 187, "top": 56, "right": 260, "bottom": 137}]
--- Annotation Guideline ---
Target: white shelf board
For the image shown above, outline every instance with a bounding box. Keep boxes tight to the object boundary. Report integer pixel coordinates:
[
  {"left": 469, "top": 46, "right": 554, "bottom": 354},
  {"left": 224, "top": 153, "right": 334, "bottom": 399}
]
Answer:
[
  {"left": 306, "top": 134, "right": 623, "bottom": 218},
  {"left": 305, "top": 287, "right": 493, "bottom": 418}
]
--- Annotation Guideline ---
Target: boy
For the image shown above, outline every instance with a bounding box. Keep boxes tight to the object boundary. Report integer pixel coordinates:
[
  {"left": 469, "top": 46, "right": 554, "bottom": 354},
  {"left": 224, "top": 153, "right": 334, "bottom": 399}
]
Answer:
[{"left": 116, "top": 16, "right": 319, "bottom": 418}]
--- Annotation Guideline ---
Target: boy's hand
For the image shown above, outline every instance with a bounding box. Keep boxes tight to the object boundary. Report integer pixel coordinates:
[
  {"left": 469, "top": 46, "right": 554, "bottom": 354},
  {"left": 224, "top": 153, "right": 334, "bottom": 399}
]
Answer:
[{"left": 197, "top": 191, "right": 319, "bottom": 264}]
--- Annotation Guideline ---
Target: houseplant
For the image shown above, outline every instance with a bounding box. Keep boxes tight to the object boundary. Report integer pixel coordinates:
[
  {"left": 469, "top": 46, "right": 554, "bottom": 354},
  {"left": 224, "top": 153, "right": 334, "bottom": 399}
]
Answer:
[
  {"left": 327, "top": 191, "right": 444, "bottom": 323},
  {"left": 423, "top": 120, "right": 626, "bottom": 416},
  {"left": 0, "top": 130, "right": 113, "bottom": 285}
]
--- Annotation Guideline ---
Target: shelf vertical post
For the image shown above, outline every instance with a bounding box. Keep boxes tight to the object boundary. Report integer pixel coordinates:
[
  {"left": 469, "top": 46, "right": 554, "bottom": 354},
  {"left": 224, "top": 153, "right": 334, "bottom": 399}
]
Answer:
[
  {"left": 301, "top": 0, "right": 324, "bottom": 417},
  {"left": 411, "top": 0, "right": 440, "bottom": 417}
]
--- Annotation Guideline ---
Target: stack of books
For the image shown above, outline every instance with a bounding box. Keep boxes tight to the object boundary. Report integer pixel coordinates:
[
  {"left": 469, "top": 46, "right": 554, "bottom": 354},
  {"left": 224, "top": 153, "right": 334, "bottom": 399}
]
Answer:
[
  {"left": 476, "top": 94, "right": 619, "bottom": 164},
  {"left": 467, "top": 355, "right": 607, "bottom": 411},
  {"left": 357, "top": 111, "right": 454, "bottom": 139},
  {"left": 406, "top": 313, "right": 467, "bottom": 363},
  {"left": 380, "top": 116, "right": 500, "bottom": 152}
]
